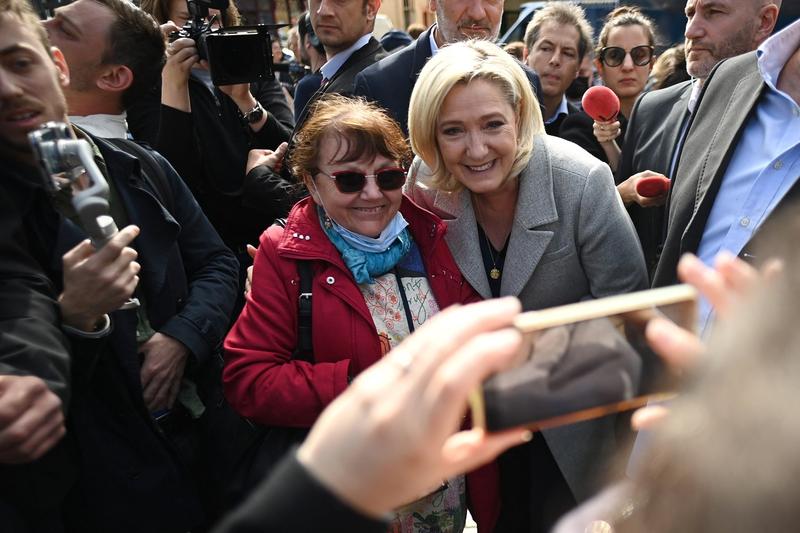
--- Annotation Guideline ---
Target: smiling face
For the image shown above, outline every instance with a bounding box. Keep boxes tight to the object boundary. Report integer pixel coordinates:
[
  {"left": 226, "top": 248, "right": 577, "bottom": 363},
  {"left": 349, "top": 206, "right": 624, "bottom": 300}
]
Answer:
[
  {"left": 526, "top": 21, "right": 581, "bottom": 107},
  {"left": 683, "top": 0, "right": 763, "bottom": 80},
  {"left": 430, "top": 0, "right": 503, "bottom": 44},
  {"left": 596, "top": 24, "right": 653, "bottom": 101},
  {"left": 435, "top": 79, "right": 519, "bottom": 195},
  {"left": 0, "top": 13, "right": 69, "bottom": 163},
  {"left": 308, "top": 132, "right": 403, "bottom": 238}
]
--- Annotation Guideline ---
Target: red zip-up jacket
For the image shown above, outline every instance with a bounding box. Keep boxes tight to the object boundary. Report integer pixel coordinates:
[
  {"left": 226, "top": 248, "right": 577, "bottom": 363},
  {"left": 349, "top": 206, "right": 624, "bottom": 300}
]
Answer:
[{"left": 223, "top": 195, "right": 502, "bottom": 531}]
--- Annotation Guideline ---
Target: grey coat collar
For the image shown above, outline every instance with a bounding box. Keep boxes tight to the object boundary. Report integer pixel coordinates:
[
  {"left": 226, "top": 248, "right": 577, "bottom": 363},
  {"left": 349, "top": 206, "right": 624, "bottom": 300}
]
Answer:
[{"left": 428, "top": 136, "right": 559, "bottom": 299}]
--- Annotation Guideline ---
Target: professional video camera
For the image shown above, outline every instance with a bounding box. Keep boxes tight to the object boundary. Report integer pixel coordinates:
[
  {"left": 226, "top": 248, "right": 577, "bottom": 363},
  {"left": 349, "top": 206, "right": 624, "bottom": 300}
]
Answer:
[{"left": 169, "top": 0, "right": 285, "bottom": 86}]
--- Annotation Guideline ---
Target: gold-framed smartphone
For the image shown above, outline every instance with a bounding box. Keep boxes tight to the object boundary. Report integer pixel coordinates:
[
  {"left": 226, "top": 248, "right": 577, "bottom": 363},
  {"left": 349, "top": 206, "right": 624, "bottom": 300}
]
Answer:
[{"left": 470, "top": 284, "right": 697, "bottom": 432}]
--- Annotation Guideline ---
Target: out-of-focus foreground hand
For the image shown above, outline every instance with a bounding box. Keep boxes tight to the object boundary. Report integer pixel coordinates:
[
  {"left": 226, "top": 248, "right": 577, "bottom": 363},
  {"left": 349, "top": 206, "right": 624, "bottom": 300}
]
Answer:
[
  {"left": 633, "top": 251, "right": 780, "bottom": 430},
  {"left": 0, "top": 375, "right": 65, "bottom": 464},
  {"left": 297, "top": 297, "right": 531, "bottom": 518}
]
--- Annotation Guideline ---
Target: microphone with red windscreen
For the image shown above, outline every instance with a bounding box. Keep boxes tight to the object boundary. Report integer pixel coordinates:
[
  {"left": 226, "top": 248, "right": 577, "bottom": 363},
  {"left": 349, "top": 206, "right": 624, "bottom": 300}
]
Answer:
[
  {"left": 635, "top": 174, "right": 671, "bottom": 198},
  {"left": 582, "top": 86, "right": 620, "bottom": 122}
]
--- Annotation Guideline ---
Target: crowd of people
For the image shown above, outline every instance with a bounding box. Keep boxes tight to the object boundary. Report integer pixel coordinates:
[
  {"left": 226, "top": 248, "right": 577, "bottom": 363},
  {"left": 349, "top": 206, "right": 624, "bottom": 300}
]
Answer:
[{"left": 1, "top": 0, "right": 798, "bottom": 531}]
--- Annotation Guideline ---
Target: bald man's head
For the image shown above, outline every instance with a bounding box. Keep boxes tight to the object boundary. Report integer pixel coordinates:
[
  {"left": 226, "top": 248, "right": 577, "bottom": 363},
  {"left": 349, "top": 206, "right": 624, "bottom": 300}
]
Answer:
[{"left": 684, "top": 0, "right": 780, "bottom": 80}]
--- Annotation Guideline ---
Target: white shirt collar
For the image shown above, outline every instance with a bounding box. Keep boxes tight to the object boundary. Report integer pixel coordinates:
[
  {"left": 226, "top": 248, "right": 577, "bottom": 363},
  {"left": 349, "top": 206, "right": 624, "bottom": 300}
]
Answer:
[
  {"left": 685, "top": 78, "right": 703, "bottom": 114},
  {"left": 69, "top": 112, "right": 128, "bottom": 139},
  {"left": 757, "top": 18, "right": 800, "bottom": 92},
  {"left": 320, "top": 33, "right": 372, "bottom": 81},
  {"left": 429, "top": 24, "right": 440, "bottom": 56}
]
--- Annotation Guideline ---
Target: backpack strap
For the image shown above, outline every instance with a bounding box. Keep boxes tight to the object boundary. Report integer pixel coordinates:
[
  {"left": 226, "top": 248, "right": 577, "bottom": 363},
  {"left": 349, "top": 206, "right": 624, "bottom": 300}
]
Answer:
[
  {"left": 274, "top": 218, "right": 313, "bottom": 362},
  {"left": 104, "top": 138, "right": 175, "bottom": 212}
]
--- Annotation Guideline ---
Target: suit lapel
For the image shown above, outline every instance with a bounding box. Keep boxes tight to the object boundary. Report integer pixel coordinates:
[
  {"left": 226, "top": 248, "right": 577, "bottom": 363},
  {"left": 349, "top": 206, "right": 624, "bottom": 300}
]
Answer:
[
  {"left": 676, "top": 61, "right": 764, "bottom": 253},
  {"left": 410, "top": 28, "right": 433, "bottom": 84},
  {"left": 501, "top": 136, "right": 557, "bottom": 297},
  {"left": 443, "top": 192, "right": 492, "bottom": 298},
  {"left": 444, "top": 136, "right": 558, "bottom": 299}
]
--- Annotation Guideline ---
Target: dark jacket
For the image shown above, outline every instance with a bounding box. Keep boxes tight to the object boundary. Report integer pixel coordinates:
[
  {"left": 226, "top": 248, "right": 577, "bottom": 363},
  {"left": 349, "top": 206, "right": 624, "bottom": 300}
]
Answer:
[
  {"left": 654, "top": 52, "right": 800, "bottom": 287},
  {"left": 294, "top": 37, "right": 386, "bottom": 129},
  {"left": 354, "top": 25, "right": 543, "bottom": 135},
  {"left": 544, "top": 100, "right": 581, "bottom": 137},
  {"left": 54, "top": 137, "right": 239, "bottom": 533},
  {"left": 293, "top": 71, "right": 323, "bottom": 120},
  {"left": 127, "top": 75, "right": 294, "bottom": 248},
  {"left": 0, "top": 171, "right": 77, "bottom": 531},
  {"left": 212, "top": 451, "right": 386, "bottom": 533},
  {"left": 618, "top": 81, "right": 693, "bottom": 278}
]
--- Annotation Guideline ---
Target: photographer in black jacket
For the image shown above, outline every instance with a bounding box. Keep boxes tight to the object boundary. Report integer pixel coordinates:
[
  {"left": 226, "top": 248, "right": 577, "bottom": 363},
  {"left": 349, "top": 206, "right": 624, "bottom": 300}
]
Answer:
[{"left": 130, "top": 0, "right": 295, "bottom": 263}]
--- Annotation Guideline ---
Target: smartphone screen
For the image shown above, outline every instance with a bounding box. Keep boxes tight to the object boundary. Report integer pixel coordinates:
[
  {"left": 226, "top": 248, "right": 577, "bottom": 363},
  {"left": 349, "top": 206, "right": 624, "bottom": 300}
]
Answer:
[{"left": 471, "top": 285, "right": 697, "bottom": 432}]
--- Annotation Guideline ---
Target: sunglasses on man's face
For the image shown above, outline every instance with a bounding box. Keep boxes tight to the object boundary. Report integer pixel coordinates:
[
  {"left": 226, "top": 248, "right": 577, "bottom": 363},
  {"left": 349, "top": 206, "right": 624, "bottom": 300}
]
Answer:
[
  {"left": 317, "top": 167, "right": 407, "bottom": 194},
  {"left": 599, "top": 45, "right": 654, "bottom": 67}
]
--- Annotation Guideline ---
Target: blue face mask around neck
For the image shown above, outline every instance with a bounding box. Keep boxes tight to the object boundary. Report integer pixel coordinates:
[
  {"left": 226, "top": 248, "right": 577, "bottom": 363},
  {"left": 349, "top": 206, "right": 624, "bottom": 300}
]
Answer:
[
  {"left": 329, "top": 212, "right": 409, "bottom": 253},
  {"left": 311, "top": 180, "right": 409, "bottom": 253}
]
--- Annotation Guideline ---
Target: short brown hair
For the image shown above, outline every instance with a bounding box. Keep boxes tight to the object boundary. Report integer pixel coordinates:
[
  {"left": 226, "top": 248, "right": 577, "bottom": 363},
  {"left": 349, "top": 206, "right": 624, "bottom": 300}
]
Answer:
[
  {"left": 92, "top": 0, "right": 166, "bottom": 109},
  {"left": 291, "top": 94, "right": 411, "bottom": 184},
  {"left": 524, "top": 2, "right": 594, "bottom": 61},
  {"left": 0, "top": 0, "right": 51, "bottom": 54}
]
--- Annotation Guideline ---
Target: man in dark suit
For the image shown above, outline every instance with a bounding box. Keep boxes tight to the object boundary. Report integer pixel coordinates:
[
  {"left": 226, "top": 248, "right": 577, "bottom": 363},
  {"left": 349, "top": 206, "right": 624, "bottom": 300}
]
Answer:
[
  {"left": 653, "top": 18, "right": 799, "bottom": 323},
  {"left": 353, "top": 0, "right": 541, "bottom": 135},
  {"left": 522, "top": 2, "right": 592, "bottom": 137},
  {"left": 618, "top": 0, "right": 781, "bottom": 277},
  {"left": 293, "top": 0, "right": 386, "bottom": 127}
]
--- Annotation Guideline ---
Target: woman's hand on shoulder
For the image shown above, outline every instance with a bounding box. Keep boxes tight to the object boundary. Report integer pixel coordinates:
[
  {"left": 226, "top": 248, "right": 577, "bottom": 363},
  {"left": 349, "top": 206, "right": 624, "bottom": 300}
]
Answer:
[{"left": 246, "top": 142, "right": 288, "bottom": 175}]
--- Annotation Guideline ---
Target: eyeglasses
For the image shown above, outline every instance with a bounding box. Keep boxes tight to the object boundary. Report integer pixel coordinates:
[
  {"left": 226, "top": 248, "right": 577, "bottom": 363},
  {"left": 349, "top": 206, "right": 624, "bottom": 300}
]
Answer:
[
  {"left": 599, "top": 45, "right": 654, "bottom": 67},
  {"left": 317, "top": 166, "right": 406, "bottom": 194}
]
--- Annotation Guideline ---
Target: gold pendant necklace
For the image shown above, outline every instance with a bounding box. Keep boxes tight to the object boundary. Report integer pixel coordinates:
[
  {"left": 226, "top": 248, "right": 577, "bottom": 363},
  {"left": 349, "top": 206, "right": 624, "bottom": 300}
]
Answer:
[{"left": 474, "top": 198, "right": 502, "bottom": 281}]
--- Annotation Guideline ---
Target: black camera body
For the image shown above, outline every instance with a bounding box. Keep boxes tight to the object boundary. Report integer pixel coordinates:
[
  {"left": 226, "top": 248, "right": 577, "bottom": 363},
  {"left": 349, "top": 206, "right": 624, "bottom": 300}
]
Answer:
[{"left": 169, "top": 0, "right": 284, "bottom": 86}]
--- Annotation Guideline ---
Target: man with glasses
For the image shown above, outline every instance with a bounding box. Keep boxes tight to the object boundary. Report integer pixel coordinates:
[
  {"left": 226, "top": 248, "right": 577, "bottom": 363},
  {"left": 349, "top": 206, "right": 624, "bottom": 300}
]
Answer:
[
  {"left": 523, "top": 2, "right": 594, "bottom": 137},
  {"left": 617, "top": 0, "right": 781, "bottom": 277}
]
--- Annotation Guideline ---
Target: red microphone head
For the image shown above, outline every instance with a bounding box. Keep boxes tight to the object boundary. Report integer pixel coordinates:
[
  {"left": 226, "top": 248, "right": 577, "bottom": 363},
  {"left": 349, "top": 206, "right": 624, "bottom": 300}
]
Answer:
[{"left": 582, "top": 86, "right": 620, "bottom": 122}]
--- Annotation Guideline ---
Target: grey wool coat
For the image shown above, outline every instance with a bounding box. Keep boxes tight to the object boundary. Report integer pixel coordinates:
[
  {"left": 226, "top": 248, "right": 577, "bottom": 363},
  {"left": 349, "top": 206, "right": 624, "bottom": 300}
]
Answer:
[{"left": 406, "top": 133, "right": 648, "bottom": 502}]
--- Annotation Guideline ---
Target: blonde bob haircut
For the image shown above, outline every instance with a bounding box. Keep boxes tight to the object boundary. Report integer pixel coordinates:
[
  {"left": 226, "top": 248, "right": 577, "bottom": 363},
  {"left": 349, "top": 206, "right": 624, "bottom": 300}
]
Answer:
[{"left": 408, "top": 40, "right": 544, "bottom": 192}]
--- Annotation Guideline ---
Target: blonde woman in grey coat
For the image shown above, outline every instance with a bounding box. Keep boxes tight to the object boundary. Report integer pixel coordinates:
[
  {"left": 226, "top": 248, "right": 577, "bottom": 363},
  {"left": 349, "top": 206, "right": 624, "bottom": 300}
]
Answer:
[{"left": 406, "top": 40, "right": 648, "bottom": 533}]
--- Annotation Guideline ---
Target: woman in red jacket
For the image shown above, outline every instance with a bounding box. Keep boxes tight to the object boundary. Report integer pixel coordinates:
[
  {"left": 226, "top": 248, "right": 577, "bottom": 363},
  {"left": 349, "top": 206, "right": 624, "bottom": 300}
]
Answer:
[{"left": 223, "top": 95, "right": 494, "bottom": 532}]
